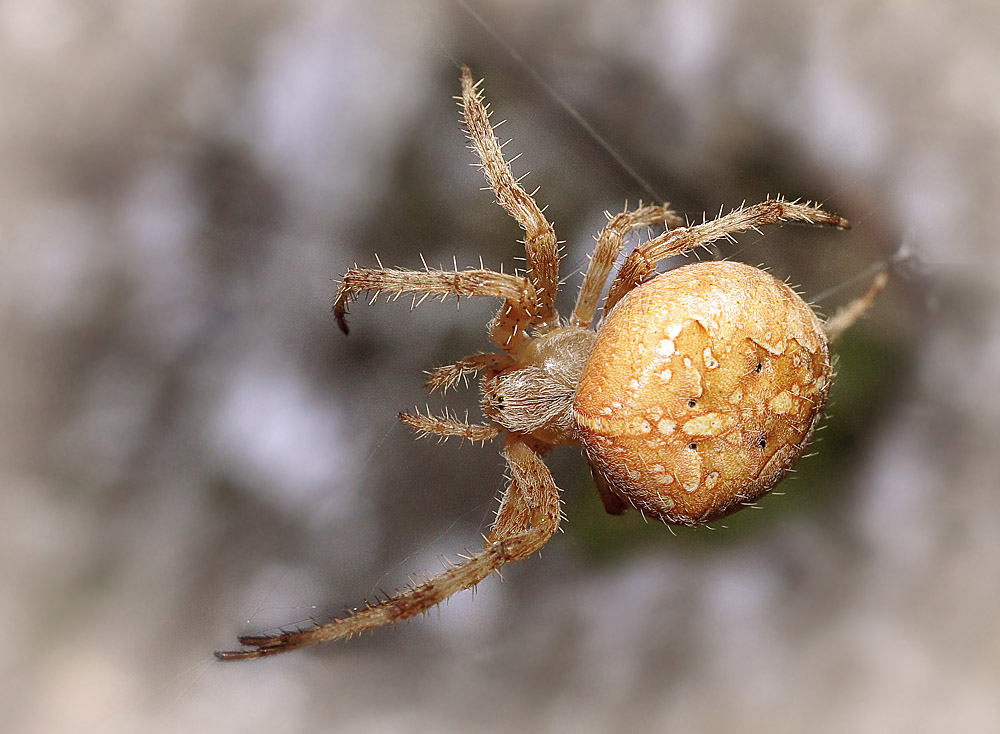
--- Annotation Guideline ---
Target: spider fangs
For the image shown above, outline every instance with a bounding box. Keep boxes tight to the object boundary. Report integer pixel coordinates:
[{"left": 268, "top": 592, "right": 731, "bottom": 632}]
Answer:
[{"left": 216, "top": 67, "right": 886, "bottom": 660}]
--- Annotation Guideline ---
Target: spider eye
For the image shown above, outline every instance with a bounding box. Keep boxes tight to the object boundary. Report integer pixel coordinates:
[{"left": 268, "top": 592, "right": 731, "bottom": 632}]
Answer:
[
  {"left": 755, "top": 361, "right": 763, "bottom": 373},
  {"left": 687, "top": 398, "right": 697, "bottom": 408},
  {"left": 758, "top": 437, "right": 767, "bottom": 449}
]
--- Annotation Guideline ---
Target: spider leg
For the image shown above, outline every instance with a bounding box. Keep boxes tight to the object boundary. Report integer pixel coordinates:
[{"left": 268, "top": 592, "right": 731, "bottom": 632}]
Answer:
[
  {"left": 603, "top": 198, "right": 850, "bottom": 314},
  {"left": 823, "top": 268, "right": 889, "bottom": 341},
  {"left": 399, "top": 408, "right": 502, "bottom": 443},
  {"left": 214, "top": 437, "right": 559, "bottom": 660},
  {"left": 425, "top": 353, "right": 514, "bottom": 393},
  {"left": 571, "top": 203, "right": 684, "bottom": 328},
  {"left": 486, "top": 437, "right": 558, "bottom": 543},
  {"left": 461, "top": 66, "right": 559, "bottom": 335},
  {"left": 332, "top": 266, "right": 536, "bottom": 336}
]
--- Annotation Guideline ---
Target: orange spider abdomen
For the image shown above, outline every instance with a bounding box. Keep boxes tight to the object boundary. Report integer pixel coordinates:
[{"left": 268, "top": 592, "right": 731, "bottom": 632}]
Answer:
[{"left": 573, "top": 260, "right": 832, "bottom": 526}]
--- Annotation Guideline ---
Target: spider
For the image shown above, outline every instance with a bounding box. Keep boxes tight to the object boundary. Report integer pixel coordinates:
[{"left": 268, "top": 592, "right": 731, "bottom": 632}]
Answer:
[{"left": 216, "top": 67, "right": 886, "bottom": 660}]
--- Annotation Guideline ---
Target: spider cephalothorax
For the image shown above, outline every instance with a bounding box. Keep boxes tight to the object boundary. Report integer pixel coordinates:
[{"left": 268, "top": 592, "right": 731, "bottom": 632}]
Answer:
[{"left": 216, "top": 67, "right": 886, "bottom": 660}]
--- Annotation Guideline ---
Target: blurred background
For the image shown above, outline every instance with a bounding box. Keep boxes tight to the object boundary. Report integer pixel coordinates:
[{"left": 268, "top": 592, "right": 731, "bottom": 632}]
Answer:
[{"left": 1, "top": 0, "right": 997, "bottom": 732}]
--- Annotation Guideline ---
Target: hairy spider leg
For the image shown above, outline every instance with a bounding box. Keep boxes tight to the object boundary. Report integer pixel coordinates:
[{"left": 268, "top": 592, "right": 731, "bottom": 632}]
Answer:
[
  {"left": 425, "top": 353, "right": 515, "bottom": 394},
  {"left": 332, "top": 266, "right": 536, "bottom": 338},
  {"left": 215, "top": 437, "right": 559, "bottom": 660},
  {"left": 571, "top": 203, "right": 684, "bottom": 329},
  {"left": 461, "top": 66, "right": 560, "bottom": 347},
  {"left": 823, "top": 269, "right": 889, "bottom": 341},
  {"left": 602, "top": 198, "right": 850, "bottom": 315},
  {"left": 398, "top": 409, "right": 502, "bottom": 442}
]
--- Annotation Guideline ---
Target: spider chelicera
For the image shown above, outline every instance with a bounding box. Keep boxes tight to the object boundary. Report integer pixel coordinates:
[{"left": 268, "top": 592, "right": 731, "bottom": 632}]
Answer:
[{"left": 216, "top": 67, "right": 885, "bottom": 660}]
